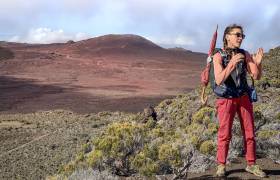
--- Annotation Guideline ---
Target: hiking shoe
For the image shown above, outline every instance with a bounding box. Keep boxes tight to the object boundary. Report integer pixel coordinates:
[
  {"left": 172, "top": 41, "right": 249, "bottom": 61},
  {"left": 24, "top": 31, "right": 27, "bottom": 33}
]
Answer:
[
  {"left": 216, "top": 164, "right": 226, "bottom": 177},
  {"left": 245, "top": 164, "right": 266, "bottom": 178}
]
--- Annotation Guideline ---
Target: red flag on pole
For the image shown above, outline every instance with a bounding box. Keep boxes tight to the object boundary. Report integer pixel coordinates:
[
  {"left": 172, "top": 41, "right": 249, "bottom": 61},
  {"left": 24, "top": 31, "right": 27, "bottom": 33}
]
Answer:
[
  {"left": 200, "top": 25, "right": 218, "bottom": 105},
  {"left": 201, "top": 25, "right": 219, "bottom": 86},
  {"left": 208, "top": 24, "right": 218, "bottom": 56}
]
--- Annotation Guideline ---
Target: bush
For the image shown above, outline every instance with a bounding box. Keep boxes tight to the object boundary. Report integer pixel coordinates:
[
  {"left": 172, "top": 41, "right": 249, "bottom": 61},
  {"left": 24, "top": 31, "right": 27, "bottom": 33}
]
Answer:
[
  {"left": 87, "top": 150, "right": 103, "bottom": 168},
  {"left": 207, "top": 123, "right": 219, "bottom": 135},
  {"left": 257, "top": 130, "right": 279, "bottom": 140},
  {"left": 131, "top": 151, "right": 159, "bottom": 176},
  {"left": 199, "top": 140, "right": 215, "bottom": 155},
  {"left": 158, "top": 144, "right": 183, "bottom": 168},
  {"left": 92, "top": 122, "right": 146, "bottom": 175},
  {"left": 192, "top": 107, "right": 215, "bottom": 125}
]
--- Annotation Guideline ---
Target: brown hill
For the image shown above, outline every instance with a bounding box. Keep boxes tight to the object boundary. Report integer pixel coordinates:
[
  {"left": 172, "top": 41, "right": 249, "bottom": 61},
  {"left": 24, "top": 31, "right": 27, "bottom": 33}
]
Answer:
[
  {"left": 0, "top": 46, "right": 14, "bottom": 60},
  {"left": 0, "top": 34, "right": 206, "bottom": 113},
  {"left": 67, "top": 34, "right": 162, "bottom": 52}
]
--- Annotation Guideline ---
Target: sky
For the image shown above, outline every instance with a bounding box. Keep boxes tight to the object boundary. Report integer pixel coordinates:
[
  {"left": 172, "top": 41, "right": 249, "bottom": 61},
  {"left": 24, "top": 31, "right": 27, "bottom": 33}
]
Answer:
[{"left": 0, "top": 0, "right": 279, "bottom": 53}]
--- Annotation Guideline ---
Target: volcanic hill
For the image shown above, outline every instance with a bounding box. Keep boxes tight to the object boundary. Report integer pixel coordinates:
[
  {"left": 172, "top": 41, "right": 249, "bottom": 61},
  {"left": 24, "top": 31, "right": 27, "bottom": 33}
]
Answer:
[{"left": 0, "top": 34, "right": 206, "bottom": 113}]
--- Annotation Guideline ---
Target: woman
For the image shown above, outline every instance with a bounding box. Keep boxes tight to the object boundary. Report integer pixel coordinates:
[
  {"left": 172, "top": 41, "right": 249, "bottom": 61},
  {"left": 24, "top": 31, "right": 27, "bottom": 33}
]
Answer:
[{"left": 213, "top": 24, "right": 266, "bottom": 178}]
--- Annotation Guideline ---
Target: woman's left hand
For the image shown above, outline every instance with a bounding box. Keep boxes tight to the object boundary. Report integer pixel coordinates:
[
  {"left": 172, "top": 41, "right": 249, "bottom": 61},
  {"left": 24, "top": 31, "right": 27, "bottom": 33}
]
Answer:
[{"left": 252, "top": 48, "right": 264, "bottom": 66}]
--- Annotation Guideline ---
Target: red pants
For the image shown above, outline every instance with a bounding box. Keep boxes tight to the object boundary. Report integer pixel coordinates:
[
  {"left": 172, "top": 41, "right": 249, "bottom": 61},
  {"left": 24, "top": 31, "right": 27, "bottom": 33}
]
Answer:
[{"left": 216, "top": 94, "right": 256, "bottom": 165}]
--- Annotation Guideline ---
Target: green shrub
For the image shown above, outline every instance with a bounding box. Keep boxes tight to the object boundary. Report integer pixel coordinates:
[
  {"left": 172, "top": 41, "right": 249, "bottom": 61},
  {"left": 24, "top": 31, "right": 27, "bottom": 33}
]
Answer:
[
  {"left": 144, "top": 117, "right": 157, "bottom": 129},
  {"left": 276, "top": 112, "right": 280, "bottom": 121},
  {"left": 185, "top": 123, "right": 204, "bottom": 135},
  {"left": 157, "top": 99, "right": 173, "bottom": 109},
  {"left": 158, "top": 144, "right": 183, "bottom": 168},
  {"left": 185, "top": 123, "right": 205, "bottom": 148},
  {"left": 192, "top": 107, "right": 215, "bottom": 125},
  {"left": 199, "top": 140, "right": 215, "bottom": 155},
  {"left": 150, "top": 128, "right": 165, "bottom": 138},
  {"left": 257, "top": 130, "right": 279, "bottom": 140},
  {"left": 190, "top": 135, "right": 201, "bottom": 148},
  {"left": 92, "top": 122, "right": 146, "bottom": 174},
  {"left": 207, "top": 122, "right": 219, "bottom": 135},
  {"left": 76, "top": 152, "right": 85, "bottom": 162},
  {"left": 87, "top": 150, "right": 103, "bottom": 167},
  {"left": 131, "top": 151, "right": 159, "bottom": 176}
]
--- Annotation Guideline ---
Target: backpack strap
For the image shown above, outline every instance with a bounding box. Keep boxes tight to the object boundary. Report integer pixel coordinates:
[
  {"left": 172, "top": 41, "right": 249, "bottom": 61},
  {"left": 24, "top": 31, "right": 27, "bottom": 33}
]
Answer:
[
  {"left": 214, "top": 48, "right": 227, "bottom": 59},
  {"left": 201, "top": 48, "right": 226, "bottom": 105}
]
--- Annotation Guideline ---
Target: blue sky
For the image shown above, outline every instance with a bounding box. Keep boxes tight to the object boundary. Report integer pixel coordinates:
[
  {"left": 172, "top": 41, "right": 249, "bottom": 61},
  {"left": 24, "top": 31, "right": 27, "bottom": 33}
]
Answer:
[{"left": 0, "top": 0, "right": 279, "bottom": 53}]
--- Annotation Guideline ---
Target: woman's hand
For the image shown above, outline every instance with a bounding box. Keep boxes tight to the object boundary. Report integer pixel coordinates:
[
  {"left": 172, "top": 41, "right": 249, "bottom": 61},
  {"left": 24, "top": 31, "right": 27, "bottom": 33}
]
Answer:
[
  {"left": 230, "top": 53, "right": 245, "bottom": 67},
  {"left": 252, "top": 48, "right": 264, "bottom": 66}
]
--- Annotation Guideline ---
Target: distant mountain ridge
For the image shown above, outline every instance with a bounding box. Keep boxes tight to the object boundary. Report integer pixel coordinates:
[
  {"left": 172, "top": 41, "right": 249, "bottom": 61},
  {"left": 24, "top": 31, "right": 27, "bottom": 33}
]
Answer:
[
  {"left": 73, "top": 34, "right": 163, "bottom": 50},
  {"left": 0, "top": 34, "right": 206, "bottom": 60}
]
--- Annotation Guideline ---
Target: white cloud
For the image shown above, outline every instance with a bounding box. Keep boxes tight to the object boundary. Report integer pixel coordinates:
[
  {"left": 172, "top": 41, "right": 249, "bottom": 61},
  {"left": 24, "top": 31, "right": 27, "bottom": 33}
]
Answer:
[
  {"left": 74, "top": 32, "right": 89, "bottom": 41},
  {"left": 174, "top": 36, "right": 195, "bottom": 46},
  {"left": 9, "top": 28, "right": 90, "bottom": 44}
]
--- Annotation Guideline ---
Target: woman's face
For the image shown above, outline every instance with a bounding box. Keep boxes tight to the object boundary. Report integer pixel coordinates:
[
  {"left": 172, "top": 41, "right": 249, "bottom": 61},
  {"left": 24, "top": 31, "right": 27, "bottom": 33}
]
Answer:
[{"left": 226, "top": 28, "right": 245, "bottom": 48}]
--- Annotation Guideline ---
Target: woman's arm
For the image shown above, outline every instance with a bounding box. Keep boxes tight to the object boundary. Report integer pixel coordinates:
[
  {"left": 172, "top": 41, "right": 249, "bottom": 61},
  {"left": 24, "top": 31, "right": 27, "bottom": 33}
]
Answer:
[
  {"left": 245, "top": 48, "right": 263, "bottom": 80},
  {"left": 213, "top": 52, "right": 245, "bottom": 85}
]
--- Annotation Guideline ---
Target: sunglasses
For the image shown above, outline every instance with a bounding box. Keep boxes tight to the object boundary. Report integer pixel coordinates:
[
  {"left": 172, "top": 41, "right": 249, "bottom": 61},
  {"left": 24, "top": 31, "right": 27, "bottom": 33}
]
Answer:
[{"left": 229, "top": 33, "right": 246, "bottom": 39}]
